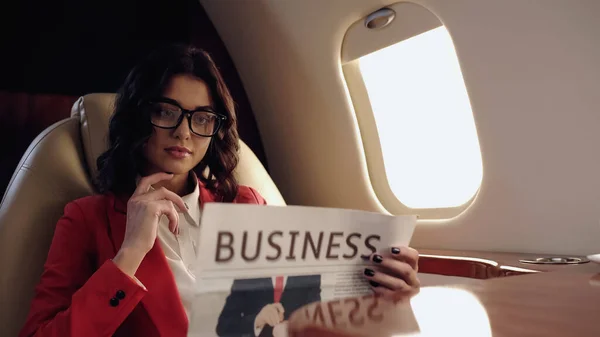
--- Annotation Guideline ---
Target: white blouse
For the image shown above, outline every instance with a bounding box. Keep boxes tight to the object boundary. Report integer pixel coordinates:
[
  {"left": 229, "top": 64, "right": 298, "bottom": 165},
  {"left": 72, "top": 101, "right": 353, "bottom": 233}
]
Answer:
[
  {"left": 156, "top": 179, "right": 202, "bottom": 322},
  {"left": 137, "top": 175, "right": 202, "bottom": 324}
]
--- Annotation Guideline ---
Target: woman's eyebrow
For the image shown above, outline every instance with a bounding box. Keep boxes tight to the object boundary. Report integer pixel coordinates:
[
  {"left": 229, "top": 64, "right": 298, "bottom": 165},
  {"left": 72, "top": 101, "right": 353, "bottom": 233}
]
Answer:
[
  {"left": 157, "top": 96, "right": 180, "bottom": 105},
  {"left": 158, "top": 96, "right": 213, "bottom": 110},
  {"left": 191, "top": 105, "right": 214, "bottom": 111}
]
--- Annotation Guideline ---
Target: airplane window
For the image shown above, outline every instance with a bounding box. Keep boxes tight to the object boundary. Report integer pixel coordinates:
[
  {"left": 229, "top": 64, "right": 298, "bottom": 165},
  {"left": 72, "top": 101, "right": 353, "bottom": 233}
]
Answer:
[{"left": 358, "top": 26, "right": 482, "bottom": 209}]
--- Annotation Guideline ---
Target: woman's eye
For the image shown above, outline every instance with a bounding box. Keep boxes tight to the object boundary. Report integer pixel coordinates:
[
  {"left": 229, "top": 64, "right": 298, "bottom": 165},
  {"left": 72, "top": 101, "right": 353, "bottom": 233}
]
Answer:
[
  {"left": 194, "top": 115, "right": 211, "bottom": 125},
  {"left": 160, "top": 110, "right": 176, "bottom": 118}
]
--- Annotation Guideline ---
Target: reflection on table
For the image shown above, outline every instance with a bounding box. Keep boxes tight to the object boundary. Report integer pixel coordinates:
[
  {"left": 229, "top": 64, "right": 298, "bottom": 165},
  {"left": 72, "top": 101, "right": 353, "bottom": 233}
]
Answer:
[
  {"left": 288, "top": 287, "right": 491, "bottom": 337},
  {"left": 289, "top": 270, "right": 600, "bottom": 337}
]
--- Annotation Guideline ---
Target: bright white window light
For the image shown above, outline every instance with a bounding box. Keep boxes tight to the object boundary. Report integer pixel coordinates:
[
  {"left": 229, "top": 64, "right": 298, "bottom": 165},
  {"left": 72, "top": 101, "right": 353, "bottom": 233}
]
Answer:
[{"left": 358, "top": 26, "right": 482, "bottom": 209}]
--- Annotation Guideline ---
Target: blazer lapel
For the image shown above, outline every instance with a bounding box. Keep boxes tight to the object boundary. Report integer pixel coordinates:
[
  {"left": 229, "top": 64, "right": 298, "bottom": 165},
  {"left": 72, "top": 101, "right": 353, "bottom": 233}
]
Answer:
[
  {"left": 198, "top": 181, "right": 217, "bottom": 207},
  {"left": 105, "top": 194, "right": 188, "bottom": 336}
]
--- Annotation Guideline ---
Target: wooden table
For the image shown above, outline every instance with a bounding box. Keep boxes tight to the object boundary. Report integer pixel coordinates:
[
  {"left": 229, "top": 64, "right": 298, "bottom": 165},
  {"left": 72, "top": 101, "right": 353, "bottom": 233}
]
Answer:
[
  {"left": 418, "top": 248, "right": 599, "bottom": 277},
  {"left": 287, "top": 250, "right": 600, "bottom": 337}
]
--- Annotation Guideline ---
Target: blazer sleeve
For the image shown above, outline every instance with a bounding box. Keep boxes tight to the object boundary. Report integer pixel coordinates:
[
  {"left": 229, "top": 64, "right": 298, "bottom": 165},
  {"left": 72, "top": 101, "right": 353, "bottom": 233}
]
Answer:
[{"left": 19, "top": 201, "right": 147, "bottom": 337}]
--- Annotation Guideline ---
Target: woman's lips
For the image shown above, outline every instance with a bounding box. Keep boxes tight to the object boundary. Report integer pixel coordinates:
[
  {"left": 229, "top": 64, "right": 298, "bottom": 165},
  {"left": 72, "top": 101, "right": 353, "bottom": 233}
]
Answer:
[{"left": 165, "top": 146, "right": 191, "bottom": 159}]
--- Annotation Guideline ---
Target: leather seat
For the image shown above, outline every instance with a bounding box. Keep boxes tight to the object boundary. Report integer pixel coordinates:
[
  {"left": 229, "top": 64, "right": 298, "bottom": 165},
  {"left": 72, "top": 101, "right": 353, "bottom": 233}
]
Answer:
[{"left": 0, "top": 93, "right": 284, "bottom": 337}]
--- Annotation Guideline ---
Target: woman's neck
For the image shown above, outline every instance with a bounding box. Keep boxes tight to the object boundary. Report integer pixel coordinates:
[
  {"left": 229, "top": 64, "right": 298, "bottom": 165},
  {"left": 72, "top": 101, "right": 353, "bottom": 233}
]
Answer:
[{"left": 151, "top": 172, "right": 195, "bottom": 196}]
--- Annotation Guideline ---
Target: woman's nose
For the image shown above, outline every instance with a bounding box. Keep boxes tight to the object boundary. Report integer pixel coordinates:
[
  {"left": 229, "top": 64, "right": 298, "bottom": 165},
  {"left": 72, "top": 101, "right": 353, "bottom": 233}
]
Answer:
[{"left": 173, "top": 115, "right": 192, "bottom": 139}]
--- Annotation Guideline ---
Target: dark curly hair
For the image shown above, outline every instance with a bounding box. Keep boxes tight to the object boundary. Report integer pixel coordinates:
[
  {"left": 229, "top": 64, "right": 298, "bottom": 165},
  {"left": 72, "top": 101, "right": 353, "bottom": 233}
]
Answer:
[{"left": 95, "top": 44, "right": 240, "bottom": 201}]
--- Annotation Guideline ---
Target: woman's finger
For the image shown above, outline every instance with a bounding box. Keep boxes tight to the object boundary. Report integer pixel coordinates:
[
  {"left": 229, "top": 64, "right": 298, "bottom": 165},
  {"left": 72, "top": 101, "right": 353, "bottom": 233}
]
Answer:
[
  {"left": 369, "top": 253, "right": 420, "bottom": 287},
  {"left": 133, "top": 172, "right": 174, "bottom": 196},
  {"left": 142, "top": 187, "right": 187, "bottom": 213},
  {"left": 368, "top": 280, "right": 395, "bottom": 297},
  {"left": 155, "top": 200, "right": 179, "bottom": 235},
  {"left": 170, "top": 203, "right": 180, "bottom": 235},
  {"left": 363, "top": 266, "right": 412, "bottom": 292},
  {"left": 388, "top": 245, "right": 419, "bottom": 271}
]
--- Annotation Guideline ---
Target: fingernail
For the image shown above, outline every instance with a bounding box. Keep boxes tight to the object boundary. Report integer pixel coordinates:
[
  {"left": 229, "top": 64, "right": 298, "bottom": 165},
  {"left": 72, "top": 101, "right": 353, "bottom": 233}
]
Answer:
[
  {"left": 360, "top": 255, "right": 370, "bottom": 261},
  {"left": 391, "top": 247, "right": 400, "bottom": 255},
  {"left": 373, "top": 254, "right": 383, "bottom": 263},
  {"left": 364, "top": 268, "right": 375, "bottom": 277},
  {"left": 369, "top": 280, "right": 380, "bottom": 287}
]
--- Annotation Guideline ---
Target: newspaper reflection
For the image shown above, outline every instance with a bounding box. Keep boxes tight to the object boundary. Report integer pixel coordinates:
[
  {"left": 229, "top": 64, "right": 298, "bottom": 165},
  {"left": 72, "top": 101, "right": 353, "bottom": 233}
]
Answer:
[{"left": 286, "top": 288, "right": 491, "bottom": 337}]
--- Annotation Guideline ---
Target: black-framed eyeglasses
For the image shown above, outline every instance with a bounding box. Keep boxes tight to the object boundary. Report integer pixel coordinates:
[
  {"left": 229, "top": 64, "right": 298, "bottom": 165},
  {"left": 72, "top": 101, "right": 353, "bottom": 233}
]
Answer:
[{"left": 147, "top": 97, "right": 227, "bottom": 137}]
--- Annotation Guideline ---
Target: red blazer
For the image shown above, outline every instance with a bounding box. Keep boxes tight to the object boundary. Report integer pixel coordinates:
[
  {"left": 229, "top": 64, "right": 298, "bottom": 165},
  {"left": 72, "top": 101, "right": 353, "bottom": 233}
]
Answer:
[{"left": 19, "top": 184, "right": 267, "bottom": 337}]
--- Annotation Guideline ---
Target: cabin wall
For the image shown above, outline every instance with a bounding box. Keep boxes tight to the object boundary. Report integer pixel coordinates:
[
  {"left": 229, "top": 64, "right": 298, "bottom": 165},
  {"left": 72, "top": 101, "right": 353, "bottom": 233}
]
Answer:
[
  {"left": 0, "top": 0, "right": 267, "bottom": 198},
  {"left": 202, "top": 0, "right": 600, "bottom": 255}
]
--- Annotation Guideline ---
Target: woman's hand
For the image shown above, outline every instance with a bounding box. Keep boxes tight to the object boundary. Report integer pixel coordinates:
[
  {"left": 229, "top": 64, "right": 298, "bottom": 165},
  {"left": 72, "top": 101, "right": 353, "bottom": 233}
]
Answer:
[
  {"left": 113, "top": 172, "right": 187, "bottom": 276},
  {"left": 363, "top": 245, "right": 420, "bottom": 297}
]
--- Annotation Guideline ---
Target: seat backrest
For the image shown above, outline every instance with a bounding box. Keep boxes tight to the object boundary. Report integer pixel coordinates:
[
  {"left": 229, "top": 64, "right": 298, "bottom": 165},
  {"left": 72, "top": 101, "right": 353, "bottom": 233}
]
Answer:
[{"left": 0, "top": 93, "right": 284, "bottom": 337}]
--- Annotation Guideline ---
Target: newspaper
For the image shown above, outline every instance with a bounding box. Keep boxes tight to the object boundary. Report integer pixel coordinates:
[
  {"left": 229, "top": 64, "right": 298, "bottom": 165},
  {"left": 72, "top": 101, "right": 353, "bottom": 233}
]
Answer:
[{"left": 189, "top": 203, "right": 417, "bottom": 337}]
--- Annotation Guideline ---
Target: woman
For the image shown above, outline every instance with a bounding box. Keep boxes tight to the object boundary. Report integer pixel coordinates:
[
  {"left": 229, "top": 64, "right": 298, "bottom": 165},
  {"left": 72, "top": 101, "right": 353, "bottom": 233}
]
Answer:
[{"left": 19, "top": 44, "right": 420, "bottom": 337}]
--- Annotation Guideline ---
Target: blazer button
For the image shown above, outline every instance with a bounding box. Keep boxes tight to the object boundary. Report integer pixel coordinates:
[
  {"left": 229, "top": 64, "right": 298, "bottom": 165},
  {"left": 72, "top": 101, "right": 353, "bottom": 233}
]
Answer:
[
  {"left": 116, "top": 290, "right": 126, "bottom": 300},
  {"left": 110, "top": 297, "right": 120, "bottom": 307}
]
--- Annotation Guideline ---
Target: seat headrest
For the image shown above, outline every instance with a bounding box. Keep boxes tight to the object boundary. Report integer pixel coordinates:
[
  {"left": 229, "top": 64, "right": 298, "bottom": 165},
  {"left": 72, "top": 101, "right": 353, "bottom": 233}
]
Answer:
[{"left": 70, "top": 93, "right": 115, "bottom": 180}]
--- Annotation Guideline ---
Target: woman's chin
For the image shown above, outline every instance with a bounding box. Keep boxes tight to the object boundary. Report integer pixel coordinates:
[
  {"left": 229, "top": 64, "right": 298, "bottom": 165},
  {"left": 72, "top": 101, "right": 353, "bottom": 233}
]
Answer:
[{"left": 157, "top": 164, "right": 195, "bottom": 175}]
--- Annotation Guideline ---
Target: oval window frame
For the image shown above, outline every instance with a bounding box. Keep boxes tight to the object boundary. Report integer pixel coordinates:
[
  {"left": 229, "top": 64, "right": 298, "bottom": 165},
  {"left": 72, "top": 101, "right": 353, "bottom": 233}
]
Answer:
[{"left": 341, "top": 2, "right": 483, "bottom": 219}]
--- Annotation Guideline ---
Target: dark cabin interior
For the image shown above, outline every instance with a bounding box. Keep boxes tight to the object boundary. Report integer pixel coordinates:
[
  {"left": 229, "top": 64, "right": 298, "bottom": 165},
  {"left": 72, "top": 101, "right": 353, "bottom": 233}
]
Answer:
[{"left": 0, "top": 0, "right": 267, "bottom": 198}]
